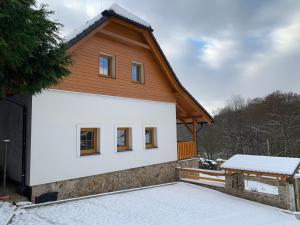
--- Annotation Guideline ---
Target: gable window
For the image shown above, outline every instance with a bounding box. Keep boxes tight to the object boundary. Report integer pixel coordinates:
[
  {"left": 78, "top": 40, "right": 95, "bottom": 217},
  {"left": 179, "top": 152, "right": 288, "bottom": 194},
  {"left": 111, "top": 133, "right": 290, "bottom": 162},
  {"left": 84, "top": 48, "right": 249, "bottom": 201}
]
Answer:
[
  {"left": 117, "top": 127, "right": 132, "bottom": 152},
  {"left": 145, "top": 127, "right": 157, "bottom": 149},
  {"left": 80, "top": 128, "right": 99, "bottom": 155},
  {"left": 131, "top": 62, "right": 144, "bottom": 83},
  {"left": 99, "top": 54, "right": 115, "bottom": 77}
]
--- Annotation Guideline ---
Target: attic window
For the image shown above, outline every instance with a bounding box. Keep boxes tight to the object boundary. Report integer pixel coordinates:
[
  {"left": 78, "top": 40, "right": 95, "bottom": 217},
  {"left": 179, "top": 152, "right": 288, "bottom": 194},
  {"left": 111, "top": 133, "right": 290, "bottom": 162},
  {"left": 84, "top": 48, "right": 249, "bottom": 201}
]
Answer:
[
  {"left": 99, "top": 54, "right": 115, "bottom": 78},
  {"left": 132, "top": 62, "right": 144, "bottom": 83}
]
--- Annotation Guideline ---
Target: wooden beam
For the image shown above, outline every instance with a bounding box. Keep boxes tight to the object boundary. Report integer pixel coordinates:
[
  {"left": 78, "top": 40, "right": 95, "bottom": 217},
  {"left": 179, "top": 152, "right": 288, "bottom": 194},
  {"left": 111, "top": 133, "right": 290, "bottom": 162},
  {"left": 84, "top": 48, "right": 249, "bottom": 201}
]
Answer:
[
  {"left": 178, "top": 119, "right": 193, "bottom": 134},
  {"left": 176, "top": 103, "right": 189, "bottom": 116},
  {"left": 141, "top": 31, "right": 180, "bottom": 91},
  {"left": 224, "top": 168, "right": 288, "bottom": 180},
  {"left": 192, "top": 120, "right": 197, "bottom": 142},
  {"left": 98, "top": 29, "right": 151, "bottom": 50}
]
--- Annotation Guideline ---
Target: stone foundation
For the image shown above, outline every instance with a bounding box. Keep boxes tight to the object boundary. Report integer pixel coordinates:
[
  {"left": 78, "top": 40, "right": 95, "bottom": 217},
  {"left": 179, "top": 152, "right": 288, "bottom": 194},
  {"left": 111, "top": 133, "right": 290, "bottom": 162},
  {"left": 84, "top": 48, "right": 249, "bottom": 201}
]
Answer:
[
  {"left": 31, "top": 159, "right": 198, "bottom": 202},
  {"left": 225, "top": 174, "right": 291, "bottom": 209},
  {"left": 176, "top": 158, "right": 199, "bottom": 168}
]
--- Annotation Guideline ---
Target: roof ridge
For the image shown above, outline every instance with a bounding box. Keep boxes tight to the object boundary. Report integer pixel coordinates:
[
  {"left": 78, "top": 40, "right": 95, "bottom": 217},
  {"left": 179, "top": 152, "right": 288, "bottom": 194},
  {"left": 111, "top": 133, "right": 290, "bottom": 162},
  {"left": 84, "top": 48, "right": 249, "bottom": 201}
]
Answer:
[
  {"left": 108, "top": 3, "right": 151, "bottom": 28},
  {"left": 64, "top": 3, "right": 151, "bottom": 43}
]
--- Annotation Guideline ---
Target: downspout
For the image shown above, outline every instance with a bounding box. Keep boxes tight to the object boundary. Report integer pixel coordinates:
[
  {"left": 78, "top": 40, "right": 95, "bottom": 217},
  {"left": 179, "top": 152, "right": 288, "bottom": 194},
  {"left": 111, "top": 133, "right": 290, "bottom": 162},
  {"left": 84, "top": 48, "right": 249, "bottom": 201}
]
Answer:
[{"left": 5, "top": 97, "right": 28, "bottom": 195}]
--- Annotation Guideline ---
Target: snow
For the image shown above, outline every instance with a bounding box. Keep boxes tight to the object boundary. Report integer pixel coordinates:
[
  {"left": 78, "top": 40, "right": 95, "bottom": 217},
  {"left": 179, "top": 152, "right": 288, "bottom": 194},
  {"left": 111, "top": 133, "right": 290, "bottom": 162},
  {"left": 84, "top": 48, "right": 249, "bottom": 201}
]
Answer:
[
  {"left": 199, "top": 158, "right": 217, "bottom": 165},
  {"left": 221, "top": 154, "right": 300, "bottom": 175},
  {"left": 294, "top": 173, "right": 300, "bottom": 178},
  {"left": 182, "top": 167, "right": 225, "bottom": 175},
  {"left": 64, "top": 3, "right": 150, "bottom": 42},
  {"left": 0, "top": 202, "right": 15, "bottom": 225},
  {"left": 6, "top": 183, "right": 299, "bottom": 225},
  {"left": 181, "top": 178, "right": 225, "bottom": 188},
  {"left": 199, "top": 172, "right": 225, "bottom": 180},
  {"left": 109, "top": 3, "right": 151, "bottom": 28},
  {"left": 64, "top": 13, "right": 103, "bottom": 42},
  {"left": 245, "top": 180, "right": 279, "bottom": 195}
]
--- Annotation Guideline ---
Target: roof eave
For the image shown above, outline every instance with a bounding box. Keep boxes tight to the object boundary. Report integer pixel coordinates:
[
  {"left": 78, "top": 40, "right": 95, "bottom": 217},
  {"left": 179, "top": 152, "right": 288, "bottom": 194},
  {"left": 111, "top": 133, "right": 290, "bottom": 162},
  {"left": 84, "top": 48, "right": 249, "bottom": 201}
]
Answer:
[
  {"left": 148, "top": 32, "right": 214, "bottom": 123},
  {"left": 65, "top": 15, "right": 110, "bottom": 49}
]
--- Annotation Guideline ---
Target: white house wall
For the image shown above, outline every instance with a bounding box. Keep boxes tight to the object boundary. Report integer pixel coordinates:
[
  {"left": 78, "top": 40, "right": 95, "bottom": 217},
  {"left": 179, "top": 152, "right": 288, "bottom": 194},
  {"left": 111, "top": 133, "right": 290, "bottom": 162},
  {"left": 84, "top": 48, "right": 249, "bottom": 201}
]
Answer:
[{"left": 30, "top": 89, "right": 177, "bottom": 186}]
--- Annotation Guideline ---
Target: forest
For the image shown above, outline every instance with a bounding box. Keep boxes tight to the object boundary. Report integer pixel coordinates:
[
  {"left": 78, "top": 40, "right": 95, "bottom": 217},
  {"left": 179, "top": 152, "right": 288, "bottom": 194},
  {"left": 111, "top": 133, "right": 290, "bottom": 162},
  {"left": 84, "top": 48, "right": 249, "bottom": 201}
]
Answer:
[{"left": 197, "top": 91, "right": 300, "bottom": 159}]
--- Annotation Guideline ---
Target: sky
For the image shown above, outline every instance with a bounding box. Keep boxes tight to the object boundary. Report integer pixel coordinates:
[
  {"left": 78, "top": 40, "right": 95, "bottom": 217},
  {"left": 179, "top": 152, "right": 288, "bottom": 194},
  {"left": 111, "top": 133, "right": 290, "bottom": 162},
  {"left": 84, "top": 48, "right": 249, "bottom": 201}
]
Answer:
[{"left": 36, "top": 0, "right": 300, "bottom": 114}]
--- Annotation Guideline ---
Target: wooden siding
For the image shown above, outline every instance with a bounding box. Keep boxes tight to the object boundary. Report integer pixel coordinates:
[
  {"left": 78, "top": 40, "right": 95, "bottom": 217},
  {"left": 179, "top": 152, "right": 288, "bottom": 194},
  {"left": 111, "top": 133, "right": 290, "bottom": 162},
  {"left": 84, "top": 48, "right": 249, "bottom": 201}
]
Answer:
[
  {"left": 53, "top": 25, "right": 176, "bottom": 103},
  {"left": 177, "top": 141, "right": 196, "bottom": 160}
]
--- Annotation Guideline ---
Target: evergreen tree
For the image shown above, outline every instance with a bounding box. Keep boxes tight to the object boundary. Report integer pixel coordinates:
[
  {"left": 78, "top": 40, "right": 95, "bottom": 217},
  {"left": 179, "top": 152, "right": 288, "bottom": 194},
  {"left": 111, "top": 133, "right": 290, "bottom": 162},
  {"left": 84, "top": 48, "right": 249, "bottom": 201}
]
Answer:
[{"left": 0, "top": 0, "right": 71, "bottom": 98}]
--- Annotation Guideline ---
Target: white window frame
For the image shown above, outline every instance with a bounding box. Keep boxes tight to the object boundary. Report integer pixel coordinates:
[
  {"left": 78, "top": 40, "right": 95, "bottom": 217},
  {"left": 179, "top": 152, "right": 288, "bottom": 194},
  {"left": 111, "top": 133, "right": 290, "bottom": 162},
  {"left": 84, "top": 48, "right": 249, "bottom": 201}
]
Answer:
[{"left": 76, "top": 124, "right": 102, "bottom": 157}]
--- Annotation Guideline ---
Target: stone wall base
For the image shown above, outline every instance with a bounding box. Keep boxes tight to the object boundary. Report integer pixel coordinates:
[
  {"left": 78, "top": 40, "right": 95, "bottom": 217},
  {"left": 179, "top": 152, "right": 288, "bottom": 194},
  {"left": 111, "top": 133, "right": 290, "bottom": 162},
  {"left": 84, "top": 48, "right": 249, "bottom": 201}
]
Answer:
[
  {"left": 225, "top": 174, "right": 289, "bottom": 209},
  {"left": 31, "top": 159, "right": 198, "bottom": 202}
]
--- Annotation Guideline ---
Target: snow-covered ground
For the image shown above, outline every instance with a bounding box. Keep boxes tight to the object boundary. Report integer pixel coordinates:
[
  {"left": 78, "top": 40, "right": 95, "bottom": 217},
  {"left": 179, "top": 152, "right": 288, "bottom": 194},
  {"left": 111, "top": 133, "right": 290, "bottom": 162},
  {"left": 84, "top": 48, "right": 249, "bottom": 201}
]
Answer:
[
  {"left": 245, "top": 180, "right": 279, "bottom": 195},
  {"left": 0, "top": 202, "right": 15, "bottom": 225},
  {"left": 1, "top": 182, "right": 299, "bottom": 225}
]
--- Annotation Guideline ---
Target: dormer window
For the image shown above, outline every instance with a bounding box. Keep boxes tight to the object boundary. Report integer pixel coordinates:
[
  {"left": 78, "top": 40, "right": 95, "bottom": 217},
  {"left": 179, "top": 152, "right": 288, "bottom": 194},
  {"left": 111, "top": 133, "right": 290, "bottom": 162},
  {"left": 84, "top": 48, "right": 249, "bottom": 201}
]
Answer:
[
  {"left": 99, "top": 54, "right": 115, "bottom": 78},
  {"left": 131, "top": 62, "right": 144, "bottom": 83}
]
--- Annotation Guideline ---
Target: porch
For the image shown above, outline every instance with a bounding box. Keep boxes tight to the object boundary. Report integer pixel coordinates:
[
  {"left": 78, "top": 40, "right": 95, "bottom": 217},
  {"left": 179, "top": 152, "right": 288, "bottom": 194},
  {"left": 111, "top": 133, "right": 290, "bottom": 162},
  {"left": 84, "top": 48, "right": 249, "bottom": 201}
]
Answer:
[
  {"left": 176, "top": 120, "right": 201, "bottom": 161},
  {"left": 175, "top": 92, "right": 213, "bottom": 161}
]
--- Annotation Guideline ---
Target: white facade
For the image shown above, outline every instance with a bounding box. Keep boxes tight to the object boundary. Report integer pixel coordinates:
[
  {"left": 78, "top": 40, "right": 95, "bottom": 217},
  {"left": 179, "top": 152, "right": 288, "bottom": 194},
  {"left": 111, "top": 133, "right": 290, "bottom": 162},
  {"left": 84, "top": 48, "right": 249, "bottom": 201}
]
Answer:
[{"left": 30, "top": 89, "right": 177, "bottom": 186}]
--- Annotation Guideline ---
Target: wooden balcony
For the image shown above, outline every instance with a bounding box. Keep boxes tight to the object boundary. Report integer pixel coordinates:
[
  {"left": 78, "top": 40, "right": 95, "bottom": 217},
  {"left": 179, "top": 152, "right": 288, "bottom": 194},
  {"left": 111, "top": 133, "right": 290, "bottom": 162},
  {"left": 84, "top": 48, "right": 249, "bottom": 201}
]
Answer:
[{"left": 177, "top": 141, "right": 197, "bottom": 160}]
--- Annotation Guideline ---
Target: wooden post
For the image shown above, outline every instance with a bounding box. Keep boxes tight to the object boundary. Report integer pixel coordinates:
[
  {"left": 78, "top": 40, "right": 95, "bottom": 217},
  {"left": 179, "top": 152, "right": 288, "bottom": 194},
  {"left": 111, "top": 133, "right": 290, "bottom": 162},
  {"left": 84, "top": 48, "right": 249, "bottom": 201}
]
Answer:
[{"left": 192, "top": 120, "right": 197, "bottom": 158}]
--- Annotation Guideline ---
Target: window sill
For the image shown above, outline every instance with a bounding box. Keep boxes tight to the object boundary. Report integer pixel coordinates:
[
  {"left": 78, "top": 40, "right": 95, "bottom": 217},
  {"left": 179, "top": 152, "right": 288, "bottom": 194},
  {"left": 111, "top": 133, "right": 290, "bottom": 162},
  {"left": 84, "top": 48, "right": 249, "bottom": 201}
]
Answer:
[
  {"left": 131, "top": 80, "right": 144, "bottom": 84},
  {"left": 80, "top": 152, "right": 100, "bottom": 157},
  {"left": 99, "top": 74, "right": 115, "bottom": 79},
  {"left": 117, "top": 149, "right": 133, "bottom": 152},
  {"left": 146, "top": 146, "right": 158, "bottom": 150}
]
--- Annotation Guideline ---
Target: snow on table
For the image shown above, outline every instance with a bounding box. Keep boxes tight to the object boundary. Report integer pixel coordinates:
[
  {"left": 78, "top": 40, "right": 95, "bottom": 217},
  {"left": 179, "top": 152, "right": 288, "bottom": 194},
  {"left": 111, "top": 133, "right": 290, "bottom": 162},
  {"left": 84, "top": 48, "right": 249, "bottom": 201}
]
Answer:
[
  {"left": 221, "top": 154, "right": 300, "bottom": 175},
  {"left": 9, "top": 183, "right": 299, "bottom": 225}
]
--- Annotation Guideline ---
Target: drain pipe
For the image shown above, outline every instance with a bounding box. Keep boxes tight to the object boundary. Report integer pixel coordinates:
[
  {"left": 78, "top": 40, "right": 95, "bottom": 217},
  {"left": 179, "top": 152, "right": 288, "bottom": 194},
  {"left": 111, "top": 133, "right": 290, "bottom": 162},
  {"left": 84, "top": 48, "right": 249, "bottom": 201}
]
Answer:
[{"left": 5, "top": 97, "right": 28, "bottom": 195}]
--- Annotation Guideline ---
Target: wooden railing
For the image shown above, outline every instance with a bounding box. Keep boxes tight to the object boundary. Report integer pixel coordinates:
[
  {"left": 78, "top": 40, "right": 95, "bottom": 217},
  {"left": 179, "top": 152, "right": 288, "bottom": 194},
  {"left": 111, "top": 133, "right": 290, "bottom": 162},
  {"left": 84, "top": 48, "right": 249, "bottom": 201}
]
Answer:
[
  {"left": 177, "top": 141, "right": 196, "bottom": 160},
  {"left": 178, "top": 168, "right": 225, "bottom": 186}
]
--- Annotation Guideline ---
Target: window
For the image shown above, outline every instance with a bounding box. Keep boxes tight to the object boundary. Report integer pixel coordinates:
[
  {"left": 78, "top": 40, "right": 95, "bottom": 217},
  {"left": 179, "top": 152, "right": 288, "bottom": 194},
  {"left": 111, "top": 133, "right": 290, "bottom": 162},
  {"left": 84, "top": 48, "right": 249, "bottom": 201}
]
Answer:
[
  {"left": 80, "top": 128, "right": 98, "bottom": 155},
  {"left": 145, "top": 127, "right": 157, "bottom": 149},
  {"left": 131, "top": 62, "right": 144, "bottom": 83},
  {"left": 99, "top": 54, "right": 115, "bottom": 77},
  {"left": 117, "top": 127, "right": 132, "bottom": 151}
]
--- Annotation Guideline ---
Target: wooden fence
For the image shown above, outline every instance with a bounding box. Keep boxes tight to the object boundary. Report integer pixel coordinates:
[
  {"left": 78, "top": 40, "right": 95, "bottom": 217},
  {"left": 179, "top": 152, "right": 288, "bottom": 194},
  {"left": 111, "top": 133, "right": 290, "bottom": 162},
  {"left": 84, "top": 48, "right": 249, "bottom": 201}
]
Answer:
[
  {"left": 177, "top": 141, "right": 196, "bottom": 160},
  {"left": 178, "top": 167, "right": 225, "bottom": 185}
]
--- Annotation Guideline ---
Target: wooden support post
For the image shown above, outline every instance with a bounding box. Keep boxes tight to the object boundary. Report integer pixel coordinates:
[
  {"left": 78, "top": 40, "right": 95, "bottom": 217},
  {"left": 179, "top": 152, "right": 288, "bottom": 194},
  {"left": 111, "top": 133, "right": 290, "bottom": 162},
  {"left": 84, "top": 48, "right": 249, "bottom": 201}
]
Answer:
[{"left": 192, "top": 120, "right": 197, "bottom": 158}]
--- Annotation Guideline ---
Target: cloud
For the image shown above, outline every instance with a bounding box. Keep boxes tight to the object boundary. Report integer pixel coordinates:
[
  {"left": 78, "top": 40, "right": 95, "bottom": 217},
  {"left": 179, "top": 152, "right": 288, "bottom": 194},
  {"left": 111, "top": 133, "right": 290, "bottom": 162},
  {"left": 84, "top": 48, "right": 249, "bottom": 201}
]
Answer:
[{"left": 199, "top": 38, "right": 237, "bottom": 68}]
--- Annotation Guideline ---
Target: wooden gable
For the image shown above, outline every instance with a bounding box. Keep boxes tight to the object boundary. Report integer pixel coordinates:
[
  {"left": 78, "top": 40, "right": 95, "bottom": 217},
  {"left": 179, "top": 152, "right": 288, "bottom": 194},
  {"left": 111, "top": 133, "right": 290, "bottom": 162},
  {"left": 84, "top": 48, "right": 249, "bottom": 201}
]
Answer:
[{"left": 54, "top": 16, "right": 213, "bottom": 124}]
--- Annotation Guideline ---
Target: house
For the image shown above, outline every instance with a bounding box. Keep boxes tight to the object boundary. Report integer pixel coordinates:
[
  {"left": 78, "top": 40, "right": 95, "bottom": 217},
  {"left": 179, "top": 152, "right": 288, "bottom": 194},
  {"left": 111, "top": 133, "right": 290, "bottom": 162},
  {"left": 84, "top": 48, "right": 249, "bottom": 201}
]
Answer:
[{"left": 0, "top": 4, "right": 213, "bottom": 202}]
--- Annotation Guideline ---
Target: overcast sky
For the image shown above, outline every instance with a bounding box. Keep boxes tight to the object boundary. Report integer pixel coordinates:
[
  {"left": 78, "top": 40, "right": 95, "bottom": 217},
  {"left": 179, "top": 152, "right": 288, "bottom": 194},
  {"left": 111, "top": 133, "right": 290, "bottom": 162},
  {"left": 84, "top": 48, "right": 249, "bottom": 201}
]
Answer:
[{"left": 36, "top": 0, "right": 300, "bottom": 114}]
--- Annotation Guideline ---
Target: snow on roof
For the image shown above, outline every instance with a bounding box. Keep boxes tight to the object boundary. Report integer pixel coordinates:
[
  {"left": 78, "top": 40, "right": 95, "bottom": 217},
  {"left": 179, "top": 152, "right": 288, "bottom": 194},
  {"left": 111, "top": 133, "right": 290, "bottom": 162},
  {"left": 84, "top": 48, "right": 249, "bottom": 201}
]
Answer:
[
  {"left": 64, "top": 3, "right": 151, "bottom": 42},
  {"left": 64, "top": 13, "right": 104, "bottom": 42},
  {"left": 109, "top": 3, "right": 151, "bottom": 28},
  {"left": 221, "top": 154, "right": 300, "bottom": 175}
]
